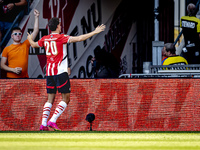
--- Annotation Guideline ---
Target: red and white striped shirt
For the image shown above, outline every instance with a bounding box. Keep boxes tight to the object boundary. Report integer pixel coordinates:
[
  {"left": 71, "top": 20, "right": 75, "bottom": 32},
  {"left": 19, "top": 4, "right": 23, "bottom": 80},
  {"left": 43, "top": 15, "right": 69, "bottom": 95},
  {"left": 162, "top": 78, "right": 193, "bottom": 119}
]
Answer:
[{"left": 38, "top": 33, "right": 71, "bottom": 76}]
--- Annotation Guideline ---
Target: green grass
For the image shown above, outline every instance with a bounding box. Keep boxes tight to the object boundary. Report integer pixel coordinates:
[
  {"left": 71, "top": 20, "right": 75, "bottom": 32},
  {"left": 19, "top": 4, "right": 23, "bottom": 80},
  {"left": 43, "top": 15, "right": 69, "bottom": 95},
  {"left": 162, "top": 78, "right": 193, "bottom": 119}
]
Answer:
[{"left": 0, "top": 132, "right": 200, "bottom": 150}]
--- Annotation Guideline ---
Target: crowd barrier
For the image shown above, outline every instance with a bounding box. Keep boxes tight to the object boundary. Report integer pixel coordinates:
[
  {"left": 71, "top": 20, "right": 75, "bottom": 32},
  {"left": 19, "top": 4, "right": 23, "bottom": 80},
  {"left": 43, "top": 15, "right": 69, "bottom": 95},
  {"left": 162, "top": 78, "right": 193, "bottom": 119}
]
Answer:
[
  {"left": 119, "top": 65, "right": 200, "bottom": 78},
  {"left": 0, "top": 79, "right": 200, "bottom": 131},
  {"left": 150, "top": 64, "right": 200, "bottom": 73}
]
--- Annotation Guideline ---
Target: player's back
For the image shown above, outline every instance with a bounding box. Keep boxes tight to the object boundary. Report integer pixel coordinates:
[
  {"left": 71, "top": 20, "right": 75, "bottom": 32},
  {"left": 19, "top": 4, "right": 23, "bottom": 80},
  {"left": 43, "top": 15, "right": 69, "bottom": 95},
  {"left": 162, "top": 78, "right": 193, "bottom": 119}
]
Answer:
[
  {"left": 38, "top": 33, "right": 71, "bottom": 76},
  {"left": 42, "top": 33, "right": 70, "bottom": 63}
]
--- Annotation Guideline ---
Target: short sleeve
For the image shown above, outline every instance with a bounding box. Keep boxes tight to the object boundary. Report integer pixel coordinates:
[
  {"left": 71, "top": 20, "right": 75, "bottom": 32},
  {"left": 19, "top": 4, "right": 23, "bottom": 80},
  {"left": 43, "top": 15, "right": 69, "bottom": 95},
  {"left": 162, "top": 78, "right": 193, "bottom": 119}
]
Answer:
[
  {"left": 60, "top": 34, "right": 71, "bottom": 44},
  {"left": 2, "top": 47, "right": 8, "bottom": 58},
  {"left": 38, "top": 37, "right": 44, "bottom": 47}
]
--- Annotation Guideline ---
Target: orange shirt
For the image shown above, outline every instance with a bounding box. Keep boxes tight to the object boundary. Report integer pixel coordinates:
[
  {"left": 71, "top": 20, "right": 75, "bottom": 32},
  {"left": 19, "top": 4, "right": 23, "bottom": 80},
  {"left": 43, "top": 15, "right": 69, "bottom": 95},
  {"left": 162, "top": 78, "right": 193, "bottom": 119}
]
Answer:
[{"left": 2, "top": 39, "right": 30, "bottom": 78}]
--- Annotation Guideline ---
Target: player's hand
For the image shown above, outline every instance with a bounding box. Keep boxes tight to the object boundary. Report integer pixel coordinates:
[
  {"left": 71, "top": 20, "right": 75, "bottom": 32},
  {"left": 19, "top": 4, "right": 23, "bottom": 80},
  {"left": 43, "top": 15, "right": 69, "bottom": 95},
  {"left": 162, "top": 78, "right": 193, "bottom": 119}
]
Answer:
[
  {"left": 94, "top": 24, "right": 106, "bottom": 34},
  {"left": 13, "top": 67, "right": 22, "bottom": 74},
  {"left": 34, "top": 9, "right": 40, "bottom": 17}
]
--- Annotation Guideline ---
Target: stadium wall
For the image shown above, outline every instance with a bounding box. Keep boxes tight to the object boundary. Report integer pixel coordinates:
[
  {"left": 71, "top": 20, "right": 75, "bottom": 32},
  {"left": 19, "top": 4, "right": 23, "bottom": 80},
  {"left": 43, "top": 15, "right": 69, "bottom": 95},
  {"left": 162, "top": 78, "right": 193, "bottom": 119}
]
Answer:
[{"left": 0, "top": 79, "right": 200, "bottom": 131}]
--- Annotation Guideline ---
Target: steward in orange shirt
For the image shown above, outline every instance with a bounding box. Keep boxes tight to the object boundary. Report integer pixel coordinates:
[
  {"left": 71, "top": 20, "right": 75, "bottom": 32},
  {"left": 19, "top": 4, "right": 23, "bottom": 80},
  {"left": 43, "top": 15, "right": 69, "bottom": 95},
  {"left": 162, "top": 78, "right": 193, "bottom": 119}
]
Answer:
[{"left": 0, "top": 9, "right": 39, "bottom": 78}]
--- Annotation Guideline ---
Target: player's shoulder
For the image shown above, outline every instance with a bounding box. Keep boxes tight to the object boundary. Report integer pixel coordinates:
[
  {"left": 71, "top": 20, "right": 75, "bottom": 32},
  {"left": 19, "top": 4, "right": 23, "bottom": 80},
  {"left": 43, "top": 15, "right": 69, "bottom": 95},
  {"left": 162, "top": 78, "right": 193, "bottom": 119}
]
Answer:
[
  {"left": 43, "top": 34, "right": 52, "bottom": 39},
  {"left": 57, "top": 34, "right": 71, "bottom": 42},
  {"left": 60, "top": 34, "right": 70, "bottom": 37},
  {"left": 37, "top": 35, "right": 50, "bottom": 42}
]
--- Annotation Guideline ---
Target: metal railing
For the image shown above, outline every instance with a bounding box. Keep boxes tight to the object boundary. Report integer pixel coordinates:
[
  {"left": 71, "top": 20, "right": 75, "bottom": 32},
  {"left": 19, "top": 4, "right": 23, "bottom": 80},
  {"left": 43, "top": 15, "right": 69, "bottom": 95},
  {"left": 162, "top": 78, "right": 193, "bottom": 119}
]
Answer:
[
  {"left": 150, "top": 64, "right": 200, "bottom": 73},
  {"left": 119, "top": 65, "right": 200, "bottom": 78},
  {"left": 119, "top": 73, "right": 200, "bottom": 78}
]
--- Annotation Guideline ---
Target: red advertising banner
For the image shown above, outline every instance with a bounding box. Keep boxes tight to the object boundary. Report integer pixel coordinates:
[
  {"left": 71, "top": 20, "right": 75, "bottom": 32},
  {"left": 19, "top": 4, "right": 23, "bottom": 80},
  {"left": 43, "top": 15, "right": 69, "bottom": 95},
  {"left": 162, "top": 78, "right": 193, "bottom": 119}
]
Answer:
[{"left": 0, "top": 79, "right": 200, "bottom": 131}]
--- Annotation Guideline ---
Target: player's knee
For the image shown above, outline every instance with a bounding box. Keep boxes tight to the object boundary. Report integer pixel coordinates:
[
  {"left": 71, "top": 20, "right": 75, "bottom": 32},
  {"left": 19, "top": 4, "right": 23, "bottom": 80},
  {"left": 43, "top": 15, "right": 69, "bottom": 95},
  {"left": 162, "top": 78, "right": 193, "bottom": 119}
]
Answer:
[{"left": 62, "top": 97, "right": 70, "bottom": 104}]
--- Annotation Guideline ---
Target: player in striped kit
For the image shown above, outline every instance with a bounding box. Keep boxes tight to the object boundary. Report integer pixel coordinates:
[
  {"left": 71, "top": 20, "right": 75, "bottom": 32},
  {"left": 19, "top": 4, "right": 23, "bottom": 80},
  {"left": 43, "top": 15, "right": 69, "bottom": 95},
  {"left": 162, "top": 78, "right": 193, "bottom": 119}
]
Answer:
[{"left": 27, "top": 17, "right": 105, "bottom": 131}]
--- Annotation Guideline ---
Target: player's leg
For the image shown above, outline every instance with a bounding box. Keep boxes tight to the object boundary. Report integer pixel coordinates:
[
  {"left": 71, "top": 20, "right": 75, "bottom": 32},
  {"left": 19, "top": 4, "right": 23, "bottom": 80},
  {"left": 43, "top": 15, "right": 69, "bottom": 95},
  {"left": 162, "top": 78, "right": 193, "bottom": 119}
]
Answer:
[
  {"left": 50, "top": 93, "right": 70, "bottom": 122},
  {"left": 40, "top": 76, "right": 57, "bottom": 131},
  {"left": 48, "top": 93, "right": 69, "bottom": 131},
  {"left": 61, "top": 92, "right": 70, "bottom": 104},
  {"left": 48, "top": 72, "right": 70, "bottom": 131}
]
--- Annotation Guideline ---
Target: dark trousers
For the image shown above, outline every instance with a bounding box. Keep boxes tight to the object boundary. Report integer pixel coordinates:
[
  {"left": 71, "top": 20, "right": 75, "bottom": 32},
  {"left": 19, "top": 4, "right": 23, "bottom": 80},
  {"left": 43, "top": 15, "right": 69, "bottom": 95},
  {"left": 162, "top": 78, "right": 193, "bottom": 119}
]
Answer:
[{"left": 181, "top": 47, "right": 200, "bottom": 64}]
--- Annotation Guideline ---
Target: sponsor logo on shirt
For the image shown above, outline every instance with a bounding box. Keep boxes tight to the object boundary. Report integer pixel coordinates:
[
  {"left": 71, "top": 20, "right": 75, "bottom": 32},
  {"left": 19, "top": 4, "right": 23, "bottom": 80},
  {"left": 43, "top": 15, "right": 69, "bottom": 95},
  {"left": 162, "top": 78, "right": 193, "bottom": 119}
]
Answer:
[{"left": 45, "top": 38, "right": 58, "bottom": 41}]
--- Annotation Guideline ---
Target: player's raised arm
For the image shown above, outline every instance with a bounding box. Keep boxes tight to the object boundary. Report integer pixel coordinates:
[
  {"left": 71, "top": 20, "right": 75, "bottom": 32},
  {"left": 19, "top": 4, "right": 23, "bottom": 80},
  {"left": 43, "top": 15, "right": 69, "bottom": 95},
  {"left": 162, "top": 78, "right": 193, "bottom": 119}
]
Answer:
[{"left": 69, "top": 24, "right": 106, "bottom": 43}]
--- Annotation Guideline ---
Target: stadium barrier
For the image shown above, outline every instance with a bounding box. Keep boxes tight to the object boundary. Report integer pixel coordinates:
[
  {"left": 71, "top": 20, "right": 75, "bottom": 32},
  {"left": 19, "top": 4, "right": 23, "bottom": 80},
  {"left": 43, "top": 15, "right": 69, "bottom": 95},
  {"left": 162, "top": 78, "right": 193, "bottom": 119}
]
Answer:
[
  {"left": 0, "top": 79, "right": 200, "bottom": 131},
  {"left": 119, "top": 65, "right": 200, "bottom": 78},
  {"left": 150, "top": 64, "right": 200, "bottom": 73}
]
